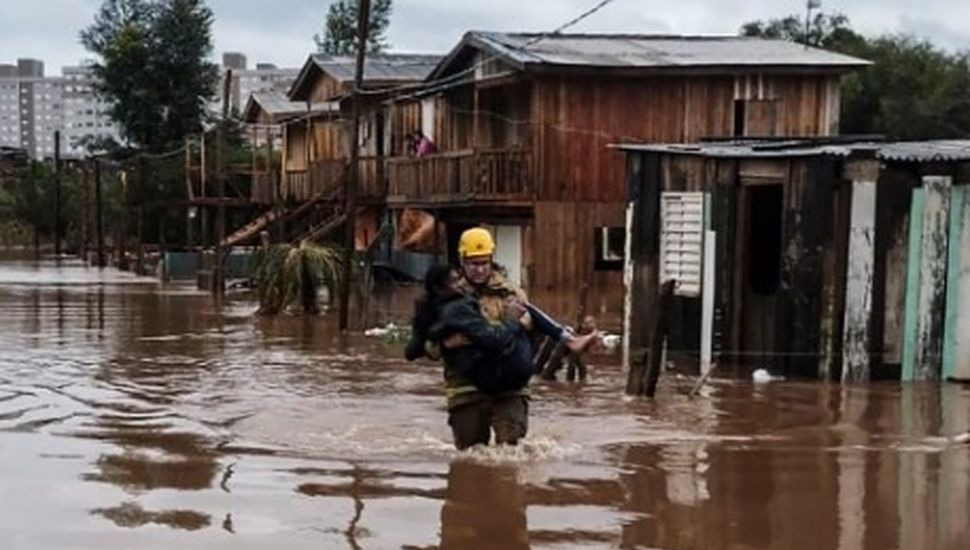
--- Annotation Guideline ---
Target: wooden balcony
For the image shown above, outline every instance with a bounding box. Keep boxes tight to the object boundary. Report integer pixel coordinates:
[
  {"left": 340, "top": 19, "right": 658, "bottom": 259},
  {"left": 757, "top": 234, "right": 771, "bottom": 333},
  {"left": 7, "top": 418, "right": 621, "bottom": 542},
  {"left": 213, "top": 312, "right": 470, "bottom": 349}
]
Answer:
[
  {"left": 387, "top": 148, "right": 533, "bottom": 206},
  {"left": 281, "top": 156, "right": 386, "bottom": 204}
]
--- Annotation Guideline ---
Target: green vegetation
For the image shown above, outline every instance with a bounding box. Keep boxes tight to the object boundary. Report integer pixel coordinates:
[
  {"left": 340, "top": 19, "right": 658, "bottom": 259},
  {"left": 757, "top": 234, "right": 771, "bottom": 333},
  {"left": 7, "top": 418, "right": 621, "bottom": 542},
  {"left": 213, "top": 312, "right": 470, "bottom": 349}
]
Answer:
[
  {"left": 741, "top": 13, "right": 970, "bottom": 140},
  {"left": 314, "top": 0, "right": 393, "bottom": 56},
  {"left": 80, "top": 0, "right": 219, "bottom": 152},
  {"left": 251, "top": 241, "right": 344, "bottom": 315}
]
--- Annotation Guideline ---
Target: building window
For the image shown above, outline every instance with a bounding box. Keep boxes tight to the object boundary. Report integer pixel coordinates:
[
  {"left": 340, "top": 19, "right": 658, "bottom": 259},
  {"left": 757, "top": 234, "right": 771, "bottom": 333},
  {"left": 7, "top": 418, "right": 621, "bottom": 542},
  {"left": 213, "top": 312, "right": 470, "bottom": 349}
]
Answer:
[{"left": 594, "top": 226, "right": 625, "bottom": 271}]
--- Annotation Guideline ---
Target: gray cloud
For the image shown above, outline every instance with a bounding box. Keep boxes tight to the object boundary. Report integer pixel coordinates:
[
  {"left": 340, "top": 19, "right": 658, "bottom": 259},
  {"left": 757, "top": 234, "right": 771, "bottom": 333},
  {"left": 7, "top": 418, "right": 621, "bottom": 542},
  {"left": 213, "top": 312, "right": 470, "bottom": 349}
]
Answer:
[{"left": 3, "top": 0, "right": 968, "bottom": 75}]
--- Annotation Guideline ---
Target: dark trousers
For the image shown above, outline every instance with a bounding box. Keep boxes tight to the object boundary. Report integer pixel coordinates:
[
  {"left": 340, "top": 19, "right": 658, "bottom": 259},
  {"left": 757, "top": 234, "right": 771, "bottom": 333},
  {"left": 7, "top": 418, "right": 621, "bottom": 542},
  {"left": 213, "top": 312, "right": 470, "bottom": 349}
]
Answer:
[{"left": 448, "top": 394, "right": 529, "bottom": 450}]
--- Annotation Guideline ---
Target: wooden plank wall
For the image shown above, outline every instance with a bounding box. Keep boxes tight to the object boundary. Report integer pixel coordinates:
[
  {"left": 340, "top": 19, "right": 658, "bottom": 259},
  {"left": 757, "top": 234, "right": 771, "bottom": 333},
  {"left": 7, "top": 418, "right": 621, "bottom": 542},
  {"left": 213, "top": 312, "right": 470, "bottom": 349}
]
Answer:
[
  {"left": 309, "top": 72, "right": 343, "bottom": 103},
  {"left": 436, "top": 88, "right": 474, "bottom": 152},
  {"left": 530, "top": 73, "right": 839, "bottom": 204},
  {"left": 312, "top": 119, "right": 345, "bottom": 160},
  {"left": 284, "top": 122, "right": 307, "bottom": 170},
  {"left": 872, "top": 165, "right": 917, "bottom": 375},
  {"left": 388, "top": 100, "right": 422, "bottom": 156},
  {"left": 529, "top": 200, "right": 626, "bottom": 326}
]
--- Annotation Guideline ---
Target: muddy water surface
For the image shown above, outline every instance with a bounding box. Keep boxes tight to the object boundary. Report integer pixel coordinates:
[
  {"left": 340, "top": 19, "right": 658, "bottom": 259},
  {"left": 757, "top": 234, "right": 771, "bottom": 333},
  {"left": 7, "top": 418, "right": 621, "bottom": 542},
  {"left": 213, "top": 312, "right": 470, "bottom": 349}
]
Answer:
[{"left": 1, "top": 258, "right": 968, "bottom": 549}]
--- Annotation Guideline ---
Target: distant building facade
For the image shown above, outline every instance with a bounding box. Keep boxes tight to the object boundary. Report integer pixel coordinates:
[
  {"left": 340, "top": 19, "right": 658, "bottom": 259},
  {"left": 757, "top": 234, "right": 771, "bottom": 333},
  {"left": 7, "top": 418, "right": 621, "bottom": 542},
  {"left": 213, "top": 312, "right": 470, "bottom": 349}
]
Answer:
[
  {"left": 0, "top": 59, "right": 120, "bottom": 160},
  {"left": 219, "top": 53, "right": 299, "bottom": 116}
]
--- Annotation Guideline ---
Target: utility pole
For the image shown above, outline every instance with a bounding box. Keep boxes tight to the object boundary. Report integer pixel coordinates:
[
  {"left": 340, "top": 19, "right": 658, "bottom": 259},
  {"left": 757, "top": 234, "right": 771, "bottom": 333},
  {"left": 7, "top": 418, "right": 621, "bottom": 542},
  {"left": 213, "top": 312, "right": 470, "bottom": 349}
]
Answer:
[
  {"left": 213, "top": 69, "right": 232, "bottom": 295},
  {"left": 339, "top": 0, "right": 371, "bottom": 331},
  {"left": 805, "top": 0, "right": 821, "bottom": 48},
  {"left": 54, "top": 130, "right": 62, "bottom": 257},
  {"left": 94, "top": 158, "right": 105, "bottom": 268}
]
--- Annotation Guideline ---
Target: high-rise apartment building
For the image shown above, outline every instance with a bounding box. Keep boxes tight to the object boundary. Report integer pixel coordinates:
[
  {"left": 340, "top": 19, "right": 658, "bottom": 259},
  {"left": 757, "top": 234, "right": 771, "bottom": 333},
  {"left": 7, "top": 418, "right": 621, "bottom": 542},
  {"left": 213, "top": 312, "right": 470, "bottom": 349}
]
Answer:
[{"left": 0, "top": 59, "right": 120, "bottom": 159}]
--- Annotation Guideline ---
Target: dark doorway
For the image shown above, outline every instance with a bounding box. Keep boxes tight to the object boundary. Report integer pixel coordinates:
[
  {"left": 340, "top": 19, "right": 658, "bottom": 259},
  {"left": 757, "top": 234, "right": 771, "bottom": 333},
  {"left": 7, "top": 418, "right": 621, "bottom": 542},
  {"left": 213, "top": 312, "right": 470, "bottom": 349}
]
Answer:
[
  {"left": 746, "top": 185, "right": 783, "bottom": 295},
  {"left": 739, "top": 183, "right": 784, "bottom": 367}
]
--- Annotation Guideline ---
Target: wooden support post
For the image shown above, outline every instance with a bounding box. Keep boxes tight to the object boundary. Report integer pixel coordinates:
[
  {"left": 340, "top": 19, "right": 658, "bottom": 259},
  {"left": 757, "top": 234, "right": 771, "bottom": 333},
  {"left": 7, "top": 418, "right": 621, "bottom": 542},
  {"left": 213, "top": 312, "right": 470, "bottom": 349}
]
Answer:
[
  {"left": 54, "top": 130, "right": 62, "bottom": 257},
  {"left": 136, "top": 207, "right": 145, "bottom": 276},
  {"left": 118, "top": 169, "right": 129, "bottom": 270},
  {"left": 624, "top": 152, "right": 663, "bottom": 393},
  {"left": 185, "top": 137, "right": 194, "bottom": 250},
  {"left": 338, "top": 0, "right": 372, "bottom": 331},
  {"left": 82, "top": 162, "right": 91, "bottom": 263},
  {"left": 213, "top": 70, "right": 231, "bottom": 296},
  {"left": 629, "top": 281, "right": 675, "bottom": 398},
  {"left": 842, "top": 177, "right": 878, "bottom": 382},
  {"left": 268, "top": 125, "right": 284, "bottom": 242},
  {"left": 200, "top": 132, "right": 208, "bottom": 258},
  {"left": 94, "top": 159, "right": 105, "bottom": 268}
]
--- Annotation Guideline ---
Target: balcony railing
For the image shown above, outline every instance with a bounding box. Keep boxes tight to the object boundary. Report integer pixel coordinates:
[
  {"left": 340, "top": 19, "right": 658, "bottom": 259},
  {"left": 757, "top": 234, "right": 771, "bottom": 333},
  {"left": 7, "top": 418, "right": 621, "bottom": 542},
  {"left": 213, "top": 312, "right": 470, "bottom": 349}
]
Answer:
[
  {"left": 281, "top": 156, "right": 385, "bottom": 203},
  {"left": 387, "top": 148, "right": 532, "bottom": 204}
]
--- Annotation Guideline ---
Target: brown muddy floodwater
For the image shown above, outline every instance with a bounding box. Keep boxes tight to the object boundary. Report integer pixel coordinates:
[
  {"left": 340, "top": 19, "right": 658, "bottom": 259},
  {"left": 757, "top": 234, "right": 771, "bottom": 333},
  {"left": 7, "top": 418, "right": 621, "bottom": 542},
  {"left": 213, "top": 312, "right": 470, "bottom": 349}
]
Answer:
[{"left": 0, "top": 258, "right": 969, "bottom": 550}]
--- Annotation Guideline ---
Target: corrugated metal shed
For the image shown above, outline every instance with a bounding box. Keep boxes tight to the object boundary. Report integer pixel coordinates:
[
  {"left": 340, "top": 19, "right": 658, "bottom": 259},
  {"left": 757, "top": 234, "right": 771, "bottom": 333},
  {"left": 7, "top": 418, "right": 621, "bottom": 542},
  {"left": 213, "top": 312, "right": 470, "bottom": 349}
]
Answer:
[
  {"left": 430, "top": 32, "right": 868, "bottom": 78},
  {"left": 613, "top": 140, "right": 970, "bottom": 162},
  {"left": 242, "top": 92, "right": 337, "bottom": 123}
]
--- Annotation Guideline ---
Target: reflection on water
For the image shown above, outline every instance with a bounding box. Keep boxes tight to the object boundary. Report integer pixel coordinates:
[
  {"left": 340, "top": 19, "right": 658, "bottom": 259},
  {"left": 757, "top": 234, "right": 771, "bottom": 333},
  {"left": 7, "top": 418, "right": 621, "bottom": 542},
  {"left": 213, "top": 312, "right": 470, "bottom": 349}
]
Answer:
[{"left": 0, "top": 257, "right": 969, "bottom": 549}]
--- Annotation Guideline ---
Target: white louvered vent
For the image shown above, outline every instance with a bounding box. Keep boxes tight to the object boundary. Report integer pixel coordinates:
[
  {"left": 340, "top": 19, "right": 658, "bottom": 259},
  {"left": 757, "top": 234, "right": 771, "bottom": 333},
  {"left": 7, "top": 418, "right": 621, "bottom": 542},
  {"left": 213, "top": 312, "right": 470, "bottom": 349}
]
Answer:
[{"left": 660, "top": 192, "right": 705, "bottom": 297}]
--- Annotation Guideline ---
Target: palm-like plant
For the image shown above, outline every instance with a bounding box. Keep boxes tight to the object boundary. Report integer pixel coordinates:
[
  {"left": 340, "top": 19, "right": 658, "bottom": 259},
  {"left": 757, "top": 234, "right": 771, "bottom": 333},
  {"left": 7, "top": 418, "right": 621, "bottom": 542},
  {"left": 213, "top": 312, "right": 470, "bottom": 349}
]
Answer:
[{"left": 251, "top": 240, "right": 343, "bottom": 315}]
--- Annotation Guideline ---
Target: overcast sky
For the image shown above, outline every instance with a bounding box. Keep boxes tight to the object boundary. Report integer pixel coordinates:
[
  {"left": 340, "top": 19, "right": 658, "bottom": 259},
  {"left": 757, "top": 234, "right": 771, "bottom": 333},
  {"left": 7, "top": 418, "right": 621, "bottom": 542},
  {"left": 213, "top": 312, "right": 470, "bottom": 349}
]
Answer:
[{"left": 3, "top": 0, "right": 969, "bottom": 74}]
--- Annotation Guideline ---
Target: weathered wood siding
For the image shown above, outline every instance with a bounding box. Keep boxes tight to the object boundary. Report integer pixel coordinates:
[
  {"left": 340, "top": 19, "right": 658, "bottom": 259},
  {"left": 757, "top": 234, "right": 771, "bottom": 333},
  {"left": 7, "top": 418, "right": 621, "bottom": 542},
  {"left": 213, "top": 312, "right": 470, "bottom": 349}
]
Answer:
[
  {"left": 902, "top": 176, "right": 952, "bottom": 381},
  {"left": 529, "top": 201, "right": 626, "bottom": 326},
  {"left": 312, "top": 119, "right": 345, "bottom": 160},
  {"left": 530, "top": 74, "right": 840, "bottom": 204},
  {"left": 309, "top": 72, "right": 343, "bottom": 103},
  {"left": 283, "top": 122, "right": 307, "bottom": 170},
  {"left": 944, "top": 185, "right": 970, "bottom": 380}
]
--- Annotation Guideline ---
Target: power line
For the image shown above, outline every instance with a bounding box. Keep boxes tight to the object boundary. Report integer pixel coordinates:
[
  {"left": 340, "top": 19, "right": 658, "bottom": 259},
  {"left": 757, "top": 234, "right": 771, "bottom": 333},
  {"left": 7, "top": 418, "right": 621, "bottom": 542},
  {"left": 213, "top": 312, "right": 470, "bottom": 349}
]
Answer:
[{"left": 357, "top": 0, "right": 621, "bottom": 101}]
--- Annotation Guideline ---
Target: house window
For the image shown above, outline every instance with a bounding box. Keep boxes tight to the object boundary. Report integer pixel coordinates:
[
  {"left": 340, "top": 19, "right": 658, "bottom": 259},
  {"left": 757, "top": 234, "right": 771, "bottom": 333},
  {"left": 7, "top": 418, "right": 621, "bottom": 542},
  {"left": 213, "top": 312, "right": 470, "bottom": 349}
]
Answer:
[{"left": 594, "top": 226, "right": 625, "bottom": 271}]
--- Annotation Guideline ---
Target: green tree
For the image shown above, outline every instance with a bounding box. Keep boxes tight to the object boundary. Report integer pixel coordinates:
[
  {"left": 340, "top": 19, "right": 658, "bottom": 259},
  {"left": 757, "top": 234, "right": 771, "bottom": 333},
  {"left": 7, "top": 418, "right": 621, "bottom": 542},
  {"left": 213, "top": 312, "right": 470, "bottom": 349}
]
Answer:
[
  {"left": 314, "top": 0, "right": 393, "bottom": 56},
  {"left": 80, "top": 0, "right": 218, "bottom": 152},
  {"left": 741, "top": 13, "right": 970, "bottom": 140}
]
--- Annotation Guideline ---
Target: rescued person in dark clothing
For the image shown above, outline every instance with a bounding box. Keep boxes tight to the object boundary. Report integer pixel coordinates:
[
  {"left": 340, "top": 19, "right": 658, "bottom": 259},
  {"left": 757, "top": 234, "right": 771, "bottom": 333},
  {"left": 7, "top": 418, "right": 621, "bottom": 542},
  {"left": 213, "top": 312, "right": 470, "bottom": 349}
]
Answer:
[{"left": 406, "top": 262, "right": 596, "bottom": 449}]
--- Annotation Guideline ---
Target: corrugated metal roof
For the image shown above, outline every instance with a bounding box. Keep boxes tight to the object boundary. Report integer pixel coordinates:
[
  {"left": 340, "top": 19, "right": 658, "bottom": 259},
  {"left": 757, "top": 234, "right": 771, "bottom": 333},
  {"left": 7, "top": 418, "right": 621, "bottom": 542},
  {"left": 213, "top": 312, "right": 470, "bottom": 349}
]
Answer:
[
  {"left": 874, "top": 141, "right": 970, "bottom": 162},
  {"left": 311, "top": 53, "right": 441, "bottom": 83},
  {"left": 469, "top": 32, "right": 869, "bottom": 70},
  {"left": 243, "top": 92, "right": 337, "bottom": 123},
  {"left": 613, "top": 139, "right": 970, "bottom": 162}
]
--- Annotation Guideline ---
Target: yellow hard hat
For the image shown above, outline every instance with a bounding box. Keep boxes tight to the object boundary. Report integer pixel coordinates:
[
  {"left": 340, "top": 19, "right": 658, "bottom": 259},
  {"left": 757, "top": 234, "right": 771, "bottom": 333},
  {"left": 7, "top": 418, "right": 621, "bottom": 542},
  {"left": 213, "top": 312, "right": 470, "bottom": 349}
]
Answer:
[{"left": 458, "top": 227, "right": 496, "bottom": 258}]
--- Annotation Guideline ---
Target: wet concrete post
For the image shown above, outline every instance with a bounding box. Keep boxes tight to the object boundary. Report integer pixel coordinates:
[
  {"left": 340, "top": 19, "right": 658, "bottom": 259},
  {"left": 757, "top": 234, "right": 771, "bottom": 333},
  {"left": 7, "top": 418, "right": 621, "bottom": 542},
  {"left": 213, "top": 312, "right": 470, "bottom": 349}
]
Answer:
[{"left": 842, "top": 157, "right": 880, "bottom": 383}]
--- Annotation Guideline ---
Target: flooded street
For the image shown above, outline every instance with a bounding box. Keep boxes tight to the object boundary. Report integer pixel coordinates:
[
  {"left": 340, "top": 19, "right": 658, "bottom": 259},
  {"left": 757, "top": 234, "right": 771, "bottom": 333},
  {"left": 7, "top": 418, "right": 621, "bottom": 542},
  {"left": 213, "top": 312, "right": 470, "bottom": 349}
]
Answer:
[{"left": 0, "top": 258, "right": 968, "bottom": 549}]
